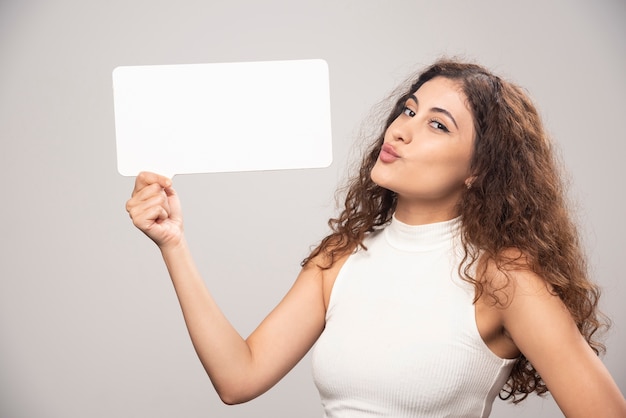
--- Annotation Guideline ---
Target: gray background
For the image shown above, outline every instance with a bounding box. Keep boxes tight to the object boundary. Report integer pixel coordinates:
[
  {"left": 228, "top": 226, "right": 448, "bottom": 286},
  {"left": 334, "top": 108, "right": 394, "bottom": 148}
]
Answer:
[{"left": 1, "top": 0, "right": 624, "bottom": 417}]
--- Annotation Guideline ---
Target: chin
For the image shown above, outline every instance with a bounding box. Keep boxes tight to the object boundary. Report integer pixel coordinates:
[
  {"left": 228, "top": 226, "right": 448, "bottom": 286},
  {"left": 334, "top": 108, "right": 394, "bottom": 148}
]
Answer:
[
  {"left": 370, "top": 163, "right": 385, "bottom": 184},
  {"left": 370, "top": 166, "right": 395, "bottom": 192}
]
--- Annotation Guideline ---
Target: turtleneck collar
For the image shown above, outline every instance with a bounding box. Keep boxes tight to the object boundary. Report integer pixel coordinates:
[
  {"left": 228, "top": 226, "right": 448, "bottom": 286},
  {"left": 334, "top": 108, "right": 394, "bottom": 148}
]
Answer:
[{"left": 383, "top": 213, "right": 461, "bottom": 252}]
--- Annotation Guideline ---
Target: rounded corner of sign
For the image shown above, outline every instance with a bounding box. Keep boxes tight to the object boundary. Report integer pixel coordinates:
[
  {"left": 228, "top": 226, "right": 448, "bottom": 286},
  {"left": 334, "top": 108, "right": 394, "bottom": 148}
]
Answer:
[
  {"left": 112, "top": 65, "right": 126, "bottom": 81},
  {"left": 117, "top": 165, "right": 133, "bottom": 177},
  {"left": 312, "top": 59, "right": 330, "bottom": 76},
  {"left": 320, "top": 154, "right": 333, "bottom": 168},
  {"left": 314, "top": 58, "right": 329, "bottom": 67}
]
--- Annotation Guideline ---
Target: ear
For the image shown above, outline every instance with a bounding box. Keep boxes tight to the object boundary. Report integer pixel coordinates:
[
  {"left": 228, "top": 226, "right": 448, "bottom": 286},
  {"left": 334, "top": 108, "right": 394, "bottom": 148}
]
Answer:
[{"left": 464, "top": 175, "right": 477, "bottom": 189}]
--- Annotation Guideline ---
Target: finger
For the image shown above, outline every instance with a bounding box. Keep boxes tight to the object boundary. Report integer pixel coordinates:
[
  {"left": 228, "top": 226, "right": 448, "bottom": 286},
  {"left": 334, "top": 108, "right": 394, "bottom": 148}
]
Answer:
[
  {"left": 132, "top": 205, "right": 170, "bottom": 231},
  {"left": 133, "top": 171, "right": 172, "bottom": 195},
  {"left": 163, "top": 185, "right": 177, "bottom": 198},
  {"left": 127, "top": 188, "right": 171, "bottom": 220},
  {"left": 137, "top": 188, "right": 171, "bottom": 215},
  {"left": 131, "top": 182, "right": 169, "bottom": 203},
  {"left": 126, "top": 184, "right": 163, "bottom": 214},
  {"left": 163, "top": 186, "right": 182, "bottom": 220}
]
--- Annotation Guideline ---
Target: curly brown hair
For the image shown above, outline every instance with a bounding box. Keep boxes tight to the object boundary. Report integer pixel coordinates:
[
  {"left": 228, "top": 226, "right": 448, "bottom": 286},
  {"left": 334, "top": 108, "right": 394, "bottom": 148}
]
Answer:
[{"left": 302, "top": 58, "right": 608, "bottom": 402}]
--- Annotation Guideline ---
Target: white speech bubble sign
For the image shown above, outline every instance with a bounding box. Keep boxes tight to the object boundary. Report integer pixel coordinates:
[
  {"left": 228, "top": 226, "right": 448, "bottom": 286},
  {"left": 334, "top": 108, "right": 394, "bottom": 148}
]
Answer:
[{"left": 113, "top": 59, "right": 332, "bottom": 178}]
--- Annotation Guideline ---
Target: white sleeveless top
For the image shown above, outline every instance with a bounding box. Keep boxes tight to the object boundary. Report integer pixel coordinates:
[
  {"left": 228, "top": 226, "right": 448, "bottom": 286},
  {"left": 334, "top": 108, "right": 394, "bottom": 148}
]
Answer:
[{"left": 311, "top": 215, "right": 516, "bottom": 417}]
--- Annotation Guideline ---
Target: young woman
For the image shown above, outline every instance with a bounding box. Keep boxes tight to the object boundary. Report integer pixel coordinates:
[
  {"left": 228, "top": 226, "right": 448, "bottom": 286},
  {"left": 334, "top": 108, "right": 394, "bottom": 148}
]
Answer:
[{"left": 126, "top": 59, "right": 626, "bottom": 417}]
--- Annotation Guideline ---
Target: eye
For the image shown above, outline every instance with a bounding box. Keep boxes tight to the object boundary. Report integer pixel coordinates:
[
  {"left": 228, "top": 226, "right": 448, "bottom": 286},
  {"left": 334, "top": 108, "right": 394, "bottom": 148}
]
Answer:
[
  {"left": 402, "top": 106, "right": 416, "bottom": 117},
  {"left": 429, "top": 118, "right": 450, "bottom": 133}
]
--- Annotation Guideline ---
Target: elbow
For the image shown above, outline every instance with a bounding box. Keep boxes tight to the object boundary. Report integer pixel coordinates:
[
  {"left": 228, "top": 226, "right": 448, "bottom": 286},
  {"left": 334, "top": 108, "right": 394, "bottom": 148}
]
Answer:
[
  {"left": 218, "top": 391, "right": 249, "bottom": 406},
  {"left": 219, "top": 396, "right": 240, "bottom": 406},
  {"left": 208, "top": 365, "right": 269, "bottom": 405},
  {"left": 214, "top": 383, "right": 259, "bottom": 406}
]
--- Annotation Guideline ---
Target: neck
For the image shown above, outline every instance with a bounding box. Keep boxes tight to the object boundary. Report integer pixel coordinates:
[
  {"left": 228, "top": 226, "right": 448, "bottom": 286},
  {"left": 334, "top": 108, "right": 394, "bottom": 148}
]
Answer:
[{"left": 394, "top": 196, "right": 460, "bottom": 226}]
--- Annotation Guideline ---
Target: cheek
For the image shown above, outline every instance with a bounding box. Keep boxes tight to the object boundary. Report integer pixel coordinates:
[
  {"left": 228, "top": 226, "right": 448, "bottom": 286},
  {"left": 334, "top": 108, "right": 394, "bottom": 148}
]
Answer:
[
  {"left": 455, "top": 146, "right": 474, "bottom": 175},
  {"left": 415, "top": 142, "right": 467, "bottom": 165},
  {"left": 412, "top": 145, "right": 473, "bottom": 182},
  {"left": 446, "top": 149, "right": 472, "bottom": 171}
]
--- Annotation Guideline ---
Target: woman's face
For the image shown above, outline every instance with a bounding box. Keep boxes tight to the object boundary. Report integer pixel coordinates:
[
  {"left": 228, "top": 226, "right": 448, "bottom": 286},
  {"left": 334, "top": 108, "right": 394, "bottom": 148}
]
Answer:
[{"left": 370, "top": 76, "right": 476, "bottom": 219}]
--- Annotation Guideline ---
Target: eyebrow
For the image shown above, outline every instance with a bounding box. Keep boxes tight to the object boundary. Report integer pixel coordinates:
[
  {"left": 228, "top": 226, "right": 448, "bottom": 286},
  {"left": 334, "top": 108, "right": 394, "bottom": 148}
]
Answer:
[{"left": 409, "top": 94, "right": 459, "bottom": 129}]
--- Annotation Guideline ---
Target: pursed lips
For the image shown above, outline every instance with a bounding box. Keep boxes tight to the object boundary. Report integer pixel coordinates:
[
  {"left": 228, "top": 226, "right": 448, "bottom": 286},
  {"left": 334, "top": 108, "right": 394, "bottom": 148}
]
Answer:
[{"left": 379, "top": 143, "right": 400, "bottom": 163}]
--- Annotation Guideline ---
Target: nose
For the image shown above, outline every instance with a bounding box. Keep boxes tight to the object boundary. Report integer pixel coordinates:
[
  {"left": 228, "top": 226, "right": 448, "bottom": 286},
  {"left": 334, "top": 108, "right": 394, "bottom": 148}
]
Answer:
[{"left": 387, "top": 117, "right": 413, "bottom": 144}]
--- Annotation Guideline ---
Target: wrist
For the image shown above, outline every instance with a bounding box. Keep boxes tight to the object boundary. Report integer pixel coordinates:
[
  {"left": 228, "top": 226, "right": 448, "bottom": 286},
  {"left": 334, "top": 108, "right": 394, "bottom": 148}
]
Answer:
[{"left": 158, "top": 235, "right": 188, "bottom": 255}]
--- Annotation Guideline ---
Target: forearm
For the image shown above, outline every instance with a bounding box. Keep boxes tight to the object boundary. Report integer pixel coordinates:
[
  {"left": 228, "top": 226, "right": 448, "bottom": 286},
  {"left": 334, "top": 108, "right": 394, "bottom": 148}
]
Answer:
[{"left": 159, "top": 238, "right": 254, "bottom": 403}]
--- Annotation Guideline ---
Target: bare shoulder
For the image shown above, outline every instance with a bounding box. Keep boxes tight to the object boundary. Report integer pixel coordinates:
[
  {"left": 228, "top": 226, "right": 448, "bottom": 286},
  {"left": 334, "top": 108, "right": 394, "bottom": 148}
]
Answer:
[
  {"left": 478, "top": 249, "right": 626, "bottom": 416},
  {"left": 473, "top": 249, "right": 543, "bottom": 359},
  {"left": 473, "top": 248, "right": 562, "bottom": 358},
  {"left": 478, "top": 248, "right": 554, "bottom": 308},
  {"left": 303, "top": 245, "right": 352, "bottom": 311},
  {"left": 479, "top": 249, "right": 570, "bottom": 337}
]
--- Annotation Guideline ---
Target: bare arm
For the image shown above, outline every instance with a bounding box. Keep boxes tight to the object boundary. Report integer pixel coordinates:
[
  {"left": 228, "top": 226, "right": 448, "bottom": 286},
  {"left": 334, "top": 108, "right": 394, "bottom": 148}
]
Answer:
[
  {"left": 495, "top": 265, "right": 626, "bottom": 417},
  {"left": 126, "top": 172, "right": 327, "bottom": 404}
]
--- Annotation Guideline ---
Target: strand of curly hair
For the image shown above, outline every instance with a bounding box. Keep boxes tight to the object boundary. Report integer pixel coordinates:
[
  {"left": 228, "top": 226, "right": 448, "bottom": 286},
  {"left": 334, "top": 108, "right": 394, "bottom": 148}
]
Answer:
[{"left": 302, "top": 59, "right": 609, "bottom": 403}]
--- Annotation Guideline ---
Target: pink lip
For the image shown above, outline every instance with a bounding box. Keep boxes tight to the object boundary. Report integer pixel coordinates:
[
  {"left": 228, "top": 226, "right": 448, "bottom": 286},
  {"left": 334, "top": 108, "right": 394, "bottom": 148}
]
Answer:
[{"left": 379, "top": 143, "right": 400, "bottom": 163}]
